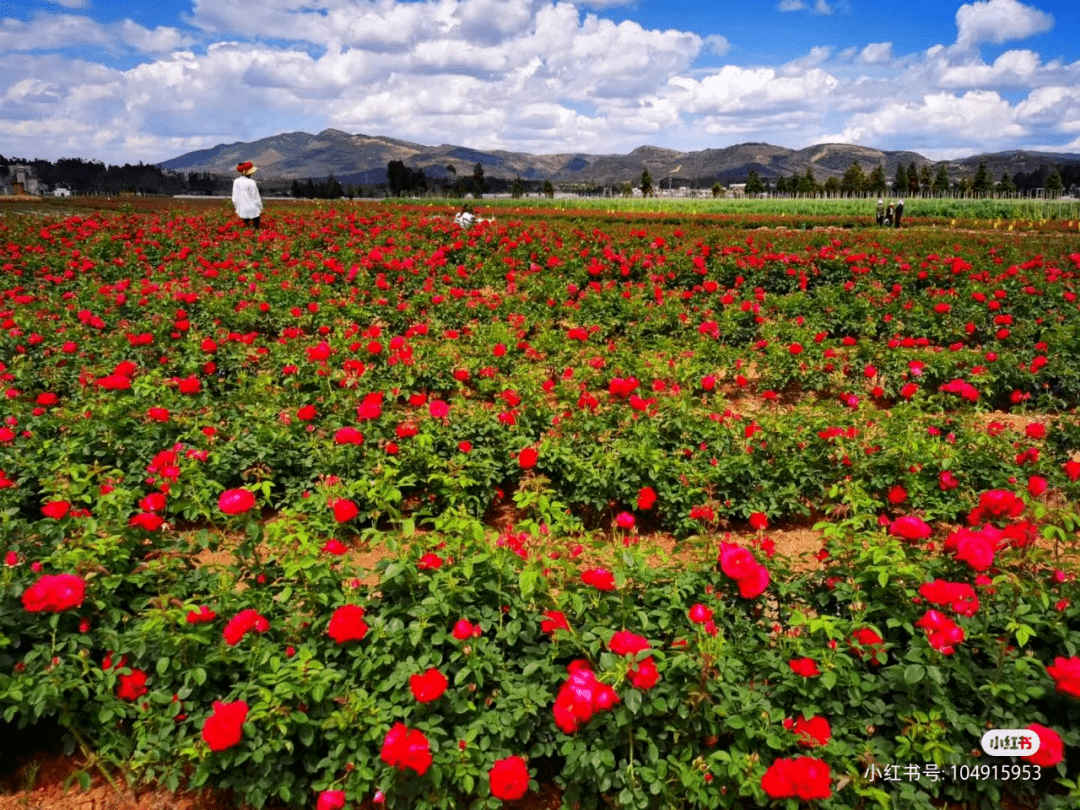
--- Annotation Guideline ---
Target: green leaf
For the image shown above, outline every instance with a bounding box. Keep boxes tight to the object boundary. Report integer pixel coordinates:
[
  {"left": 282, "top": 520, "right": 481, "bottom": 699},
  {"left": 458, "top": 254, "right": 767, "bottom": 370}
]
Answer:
[
  {"left": 156, "top": 656, "right": 170, "bottom": 676},
  {"left": 904, "top": 664, "right": 925, "bottom": 685}
]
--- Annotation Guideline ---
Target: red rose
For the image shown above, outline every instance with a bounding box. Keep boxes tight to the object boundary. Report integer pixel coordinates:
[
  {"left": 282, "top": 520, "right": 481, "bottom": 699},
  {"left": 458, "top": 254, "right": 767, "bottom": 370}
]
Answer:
[
  {"left": 41, "top": 500, "right": 71, "bottom": 520},
  {"left": 792, "top": 715, "right": 831, "bottom": 747},
  {"left": 218, "top": 488, "right": 255, "bottom": 515},
  {"left": 409, "top": 668, "right": 448, "bottom": 703},
  {"left": 316, "top": 790, "right": 346, "bottom": 810},
  {"left": 428, "top": 399, "right": 449, "bottom": 418},
  {"left": 887, "top": 485, "right": 907, "bottom": 505},
  {"left": 1047, "top": 656, "right": 1080, "bottom": 699},
  {"left": 761, "top": 757, "right": 831, "bottom": 800},
  {"left": 609, "top": 630, "right": 650, "bottom": 656},
  {"left": 380, "top": 723, "right": 432, "bottom": 775},
  {"left": 748, "top": 512, "right": 768, "bottom": 531},
  {"left": 628, "top": 656, "right": 660, "bottom": 690},
  {"left": 1024, "top": 723, "right": 1064, "bottom": 768},
  {"left": 22, "top": 573, "right": 86, "bottom": 613},
  {"left": 223, "top": 608, "right": 269, "bottom": 645},
  {"left": 889, "top": 515, "right": 931, "bottom": 542},
  {"left": 849, "top": 627, "right": 886, "bottom": 664},
  {"left": 688, "top": 603, "right": 714, "bottom": 625},
  {"left": 718, "top": 543, "right": 756, "bottom": 581},
  {"left": 636, "top": 486, "right": 657, "bottom": 510},
  {"left": 334, "top": 427, "right": 364, "bottom": 445},
  {"left": 327, "top": 604, "right": 368, "bottom": 644},
  {"left": 489, "top": 755, "right": 530, "bottom": 801},
  {"left": 541, "top": 610, "right": 570, "bottom": 635},
  {"left": 581, "top": 568, "right": 616, "bottom": 591},
  {"left": 518, "top": 447, "right": 538, "bottom": 469},
  {"left": 417, "top": 552, "right": 443, "bottom": 570},
  {"left": 297, "top": 404, "right": 317, "bottom": 421},
  {"left": 331, "top": 499, "right": 359, "bottom": 523},
  {"left": 129, "top": 512, "right": 164, "bottom": 531},
  {"left": 452, "top": 618, "right": 478, "bottom": 640},
  {"left": 789, "top": 657, "right": 820, "bottom": 677},
  {"left": 202, "top": 699, "right": 248, "bottom": 751},
  {"left": 117, "top": 668, "right": 148, "bottom": 701},
  {"left": 1027, "top": 475, "right": 1048, "bottom": 497},
  {"left": 186, "top": 605, "right": 216, "bottom": 624},
  {"left": 736, "top": 563, "right": 770, "bottom": 599}
]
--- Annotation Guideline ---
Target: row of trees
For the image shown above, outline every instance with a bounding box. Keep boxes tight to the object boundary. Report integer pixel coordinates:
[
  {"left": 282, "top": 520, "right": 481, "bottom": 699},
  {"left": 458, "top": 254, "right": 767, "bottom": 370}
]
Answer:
[{"left": 743, "top": 161, "right": 1069, "bottom": 198}]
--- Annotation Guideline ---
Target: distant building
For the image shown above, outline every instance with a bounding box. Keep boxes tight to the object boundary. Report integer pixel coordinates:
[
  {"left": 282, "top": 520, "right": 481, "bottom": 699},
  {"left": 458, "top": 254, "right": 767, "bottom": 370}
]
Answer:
[
  {"left": 7, "top": 165, "right": 41, "bottom": 195},
  {"left": 728, "top": 183, "right": 747, "bottom": 197},
  {"left": 53, "top": 186, "right": 72, "bottom": 197}
]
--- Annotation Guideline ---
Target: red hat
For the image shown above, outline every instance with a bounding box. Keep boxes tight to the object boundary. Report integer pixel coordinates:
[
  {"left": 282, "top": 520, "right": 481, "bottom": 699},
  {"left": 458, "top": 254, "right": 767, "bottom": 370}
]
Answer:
[{"left": 236, "top": 161, "right": 256, "bottom": 176}]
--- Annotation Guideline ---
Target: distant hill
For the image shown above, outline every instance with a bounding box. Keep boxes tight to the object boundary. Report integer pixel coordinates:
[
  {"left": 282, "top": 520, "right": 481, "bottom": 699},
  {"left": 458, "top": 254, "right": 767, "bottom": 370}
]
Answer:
[{"left": 158, "top": 129, "right": 1080, "bottom": 188}]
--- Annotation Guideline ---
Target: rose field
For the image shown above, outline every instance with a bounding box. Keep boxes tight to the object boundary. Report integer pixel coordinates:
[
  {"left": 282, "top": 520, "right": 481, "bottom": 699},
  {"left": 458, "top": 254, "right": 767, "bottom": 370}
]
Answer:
[{"left": 2, "top": 199, "right": 1080, "bottom": 809}]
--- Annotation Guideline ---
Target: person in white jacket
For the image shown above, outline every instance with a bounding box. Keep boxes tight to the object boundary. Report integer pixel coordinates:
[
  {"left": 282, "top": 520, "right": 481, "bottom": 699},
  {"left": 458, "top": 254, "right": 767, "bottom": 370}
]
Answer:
[{"left": 232, "top": 162, "right": 263, "bottom": 230}]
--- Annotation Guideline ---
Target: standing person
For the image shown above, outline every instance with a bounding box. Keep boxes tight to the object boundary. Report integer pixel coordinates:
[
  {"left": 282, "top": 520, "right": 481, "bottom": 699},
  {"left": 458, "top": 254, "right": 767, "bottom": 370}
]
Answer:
[
  {"left": 875, "top": 199, "right": 885, "bottom": 226},
  {"left": 884, "top": 202, "right": 894, "bottom": 227},
  {"left": 894, "top": 199, "right": 904, "bottom": 229},
  {"left": 232, "top": 162, "right": 263, "bottom": 230}
]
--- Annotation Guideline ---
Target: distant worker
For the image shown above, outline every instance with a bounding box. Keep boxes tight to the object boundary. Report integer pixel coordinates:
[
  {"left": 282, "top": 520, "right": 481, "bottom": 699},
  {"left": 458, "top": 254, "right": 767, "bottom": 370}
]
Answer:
[
  {"left": 232, "top": 161, "right": 263, "bottom": 230},
  {"left": 895, "top": 199, "right": 905, "bottom": 229},
  {"left": 884, "top": 202, "right": 894, "bottom": 227},
  {"left": 875, "top": 199, "right": 885, "bottom": 226},
  {"left": 454, "top": 202, "right": 476, "bottom": 229}
]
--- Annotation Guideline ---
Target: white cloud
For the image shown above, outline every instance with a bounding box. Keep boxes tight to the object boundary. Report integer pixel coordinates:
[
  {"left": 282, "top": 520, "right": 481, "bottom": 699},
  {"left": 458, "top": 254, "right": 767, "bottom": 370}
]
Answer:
[
  {"left": 0, "top": 13, "right": 194, "bottom": 54},
  {"left": 954, "top": 0, "right": 1053, "bottom": 48},
  {"left": 838, "top": 90, "right": 1028, "bottom": 150},
  {"left": 813, "top": 0, "right": 833, "bottom": 15},
  {"left": 3, "top": 0, "right": 1080, "bottom": 166},
  {"left": 858, "top": 42, "right": 893, "bottom": 64},
  {"left": 55, "top": 0, "right": 91, "bottom": 7},
  {"left": 704, "top": 34, "right": 730, "bottom": 57}
]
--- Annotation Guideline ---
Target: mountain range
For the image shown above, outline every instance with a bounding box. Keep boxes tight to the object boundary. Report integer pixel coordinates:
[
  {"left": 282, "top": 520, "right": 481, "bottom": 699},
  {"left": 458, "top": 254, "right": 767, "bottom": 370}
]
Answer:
[{"left": 158, "top": 129, "right": 1080, "bottom": 188}]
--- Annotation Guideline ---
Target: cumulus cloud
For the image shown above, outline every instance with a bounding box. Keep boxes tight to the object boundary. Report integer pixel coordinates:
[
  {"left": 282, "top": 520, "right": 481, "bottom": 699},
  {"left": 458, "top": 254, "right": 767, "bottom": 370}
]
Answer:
[
  {"left": 954, "top": 0, "right": 1053, "bottom": 48},
  {"left": 0, "top": 14, "right": 194, "bottom": 54},
  {"left": 3, "top": 0, "right": 1080, "bottom": 166},
  {"left": 813, "top": 0, "right": 833, "bottom": 15},
  {"left": 858, "top": 42, "right": 893, "bottom": 64},
  {"left": 704, "top": 34, "right": 730, "bottom": 56}
]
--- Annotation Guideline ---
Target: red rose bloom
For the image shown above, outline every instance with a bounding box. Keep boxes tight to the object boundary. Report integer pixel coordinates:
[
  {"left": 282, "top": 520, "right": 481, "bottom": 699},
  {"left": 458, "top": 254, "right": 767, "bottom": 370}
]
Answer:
[
  {"left": 789, "top": 658, "right": 820, "bottom": 677},
  {"left": 889, "top": 515, "right": 931, "bottom": 542},
  {"left": 316, "top": 790, "right": 346, "bottom": 810},
  {"left": 218, "top": 488, "right": 255, "bottom": 515},
  {"left": 489, "top": 755, "right": 530, "bottom": 801},
  {"left": 22, "top": 573, "right": 86, "bottom": 613},
  {"left": 334, "top": 427, "right": 365, "bottom": 445},
  {"left": 409, "top": 668, "right": 448, "bottom": 703},
  {"left": 737, "top": 564, "right": 770, "bottom": 599},
  {"left": 541, "top": 610, "right": 570, "bottom": 635},
  {"left": 628, "top": 656, "right": 660, "bottom": 690},
  {"left": 117, "top": 669, "right": 148, "bottom": 701},
  {"left": 581, "top": 568, "right": 616, "bottom": 591},
  {"left": 609, "top": 630, "right": 650, "bottom": 656},
  {"left": 380, "top": 723, "right": 432, "bottom": 775},
  {"left": 518, "top": 447, "right": 538, "bottom": 469},
  {"left": 202, "top": 700, "right": 247, "bottom": 752},
  {"left": 637, "top": 486, "right": 657, "bottom": 510},
  {"left": 792, "top": 715, "right": 831, "bottom": 747},
  {"left": 1047, "top": 656, "right": 1080, "bottom": 698},
  {"left": 428, "top": 399, "right": 449, "bottom": 418},
  {"left": 761, "top": 757, "right": 831, "bottom": 800},
  {"left": 41, "top": 500, "right": 71, "bottom": 520},
  {"left": 223, "top": 608, "right": 269, "bottom": 645},
  {"left": 331, "top": 499, "right": 359, "bottom": 523},
  {"left": 1023, "top": 723, "right": 1064, "bottom": 768},
  {"left": 327, "top": 604, "right": 368, "bottom": 644}
]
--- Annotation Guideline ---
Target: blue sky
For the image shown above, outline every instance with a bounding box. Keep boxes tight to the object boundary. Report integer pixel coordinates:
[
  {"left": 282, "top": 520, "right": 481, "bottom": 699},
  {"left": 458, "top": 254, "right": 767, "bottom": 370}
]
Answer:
[{"left": 2, "top": 0, "right": 1078, "bottom": 165}]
